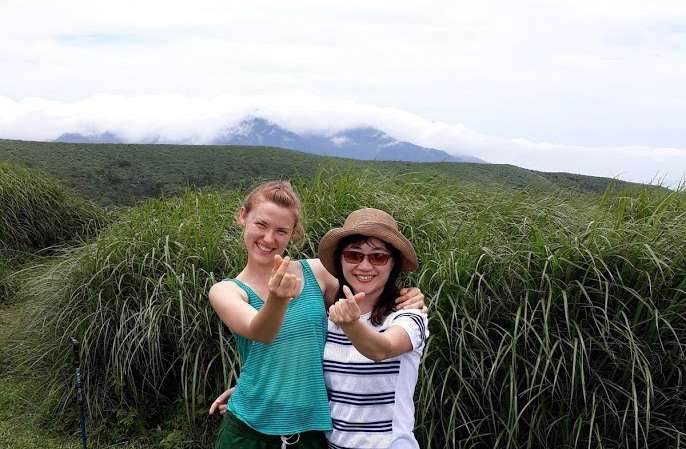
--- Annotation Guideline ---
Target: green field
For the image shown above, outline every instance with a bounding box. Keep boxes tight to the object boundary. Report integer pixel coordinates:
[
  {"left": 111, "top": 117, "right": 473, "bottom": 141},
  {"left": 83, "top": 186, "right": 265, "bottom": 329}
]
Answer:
[
  {"left": 1, "top": 145, "right": 685, "bottom": 448},
  {"left": 0, "top": 139, "right": 656, "bottom": 206}
]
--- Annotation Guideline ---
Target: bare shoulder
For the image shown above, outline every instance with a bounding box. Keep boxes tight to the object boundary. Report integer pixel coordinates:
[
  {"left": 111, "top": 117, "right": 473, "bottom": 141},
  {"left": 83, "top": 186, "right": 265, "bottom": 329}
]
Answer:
[
  {"left": 306, "top": 258, "right": 339, "bottom": 309},
  {"left": 208, "top": 280, "right": 249, "bottom": 304},
  {"left": 307, "top": 258, "right": 337, "bottom": 285},
  {"left": 306, "top": 258, "right": 326, "bottom": 272},
  {"left": 287, "top": 260, "right": 305, "bottom": 278}
]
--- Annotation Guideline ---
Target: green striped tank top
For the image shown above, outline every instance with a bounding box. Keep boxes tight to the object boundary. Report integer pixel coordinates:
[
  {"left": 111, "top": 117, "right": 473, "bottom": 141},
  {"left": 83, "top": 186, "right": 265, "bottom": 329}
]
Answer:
[{"left": 224, "top": 260, "right": 332, "bottom": 434}]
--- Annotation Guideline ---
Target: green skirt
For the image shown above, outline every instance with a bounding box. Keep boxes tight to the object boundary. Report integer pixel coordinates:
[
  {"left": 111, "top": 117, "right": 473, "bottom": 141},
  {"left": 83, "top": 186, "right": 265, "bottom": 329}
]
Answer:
[{"left": 215, "top": 410, "right": 327, "bottom": 449}]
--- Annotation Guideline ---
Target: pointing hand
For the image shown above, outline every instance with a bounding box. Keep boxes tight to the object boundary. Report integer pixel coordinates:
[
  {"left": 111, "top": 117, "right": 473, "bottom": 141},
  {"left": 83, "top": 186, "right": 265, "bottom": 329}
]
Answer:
[
  {"left": 328, "top": 285, "right": 364, "bottom": 325},
  {"left": 267, "top": 255, "right": 301, "bottom": 302}
]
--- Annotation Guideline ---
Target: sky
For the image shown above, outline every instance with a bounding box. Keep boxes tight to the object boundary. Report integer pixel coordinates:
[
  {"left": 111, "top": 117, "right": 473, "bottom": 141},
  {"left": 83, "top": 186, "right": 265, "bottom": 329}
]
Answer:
[{"left": 0, "top": 0, "right": 685, "bottom": 187}]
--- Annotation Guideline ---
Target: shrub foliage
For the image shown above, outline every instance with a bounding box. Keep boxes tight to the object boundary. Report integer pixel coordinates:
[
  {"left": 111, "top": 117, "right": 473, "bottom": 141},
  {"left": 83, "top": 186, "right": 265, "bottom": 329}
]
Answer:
[
  {"left": 0, "top": 162, "right": 104, "bottom": 252},
  {"left": 0, "top": 139, "right": 653, "bottom": 206},
  {"left": 11, "top": 169, "right": 686, "bottom": 448},
  {"left": 0, "top": 162, "right": 105, "bottom": 304}
]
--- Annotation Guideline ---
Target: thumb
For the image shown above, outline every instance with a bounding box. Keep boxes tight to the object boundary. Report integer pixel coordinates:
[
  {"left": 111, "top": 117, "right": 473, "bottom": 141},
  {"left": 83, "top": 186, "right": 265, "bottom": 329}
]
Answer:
[
  {"left": 354, "top": 291, "right": 365, "bottom": 303},
  {"left": 399, "top": 287, "right": 408, "bottom": 296}
]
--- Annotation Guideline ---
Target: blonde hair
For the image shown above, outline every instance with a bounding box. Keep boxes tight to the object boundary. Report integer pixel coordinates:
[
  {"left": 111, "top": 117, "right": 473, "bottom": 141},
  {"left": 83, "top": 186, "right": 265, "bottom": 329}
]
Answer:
[{"left": 236, "top": 181, "right": 305, "bottom": 240}]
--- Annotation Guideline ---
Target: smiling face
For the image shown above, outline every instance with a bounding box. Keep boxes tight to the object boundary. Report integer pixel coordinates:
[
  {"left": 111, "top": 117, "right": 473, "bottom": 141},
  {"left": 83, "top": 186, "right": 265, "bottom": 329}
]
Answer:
[
  {"left": 340, "top": 237, "right": 394, "bottom": 303},
  {"left": 239, "top": 200, "right": 296, "bottom": 263}
]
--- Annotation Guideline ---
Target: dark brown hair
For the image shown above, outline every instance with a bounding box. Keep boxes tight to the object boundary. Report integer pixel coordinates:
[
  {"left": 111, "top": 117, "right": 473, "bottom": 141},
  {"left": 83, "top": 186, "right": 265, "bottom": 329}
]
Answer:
[{"left": 332, "top": 234, "right": 402, "bottom": 325}]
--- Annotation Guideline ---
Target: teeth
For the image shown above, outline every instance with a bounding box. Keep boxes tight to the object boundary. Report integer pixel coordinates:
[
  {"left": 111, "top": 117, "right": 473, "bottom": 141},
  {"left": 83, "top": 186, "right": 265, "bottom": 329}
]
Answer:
[
  {"left": 256, "top": 243, "right": 273, "bottom": 252},
  {"left": 356, "top": 275, "right": 373, "bottom": 280}
]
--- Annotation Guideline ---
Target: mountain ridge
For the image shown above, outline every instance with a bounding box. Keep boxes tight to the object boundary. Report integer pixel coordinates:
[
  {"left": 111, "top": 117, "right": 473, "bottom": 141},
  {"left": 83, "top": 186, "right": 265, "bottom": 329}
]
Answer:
[
  {"left": 54, "top": 116, "right": 486, "bottom": 164},
  {"left": 0, "top": 138, "right": 662, "bottom": 207}
]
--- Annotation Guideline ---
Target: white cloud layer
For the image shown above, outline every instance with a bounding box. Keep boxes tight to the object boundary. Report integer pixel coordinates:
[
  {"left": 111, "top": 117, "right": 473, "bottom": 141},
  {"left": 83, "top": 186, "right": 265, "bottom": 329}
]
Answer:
[
  {"left": 1, "top": 93, "right": 683, "bottom": 187},
  {"left": 0, "top": 0, "right": 685, "bottom": 186}
]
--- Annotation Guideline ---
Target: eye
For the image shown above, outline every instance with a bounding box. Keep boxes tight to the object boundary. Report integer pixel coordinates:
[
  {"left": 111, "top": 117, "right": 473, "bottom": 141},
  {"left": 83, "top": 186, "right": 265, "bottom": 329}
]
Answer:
[
  {"left": 342, "top": 250, "right": 365, "bottom": 263},
  {"left": 256, "top": 222, "right": 266, "bottom": 228},
  {"left": 369, "top": 253, "right": 392, "bottom": 265}
]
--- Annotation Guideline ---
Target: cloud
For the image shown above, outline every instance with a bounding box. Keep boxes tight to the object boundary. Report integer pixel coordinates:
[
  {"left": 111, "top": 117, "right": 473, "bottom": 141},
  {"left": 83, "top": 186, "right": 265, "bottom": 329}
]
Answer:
[
  {"left": 0, "top": 92, "right": 684, "bottom": 188},
  {"left": 1, "top": 0, "right": 685, "bottom": 187},
  {"left": 1, "top": 0, "right": 685, "bottom": 149}
]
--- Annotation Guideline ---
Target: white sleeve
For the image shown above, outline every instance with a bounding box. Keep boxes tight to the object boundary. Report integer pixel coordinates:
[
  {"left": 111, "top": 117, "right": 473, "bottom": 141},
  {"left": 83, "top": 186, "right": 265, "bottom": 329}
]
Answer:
[{"left": 390, "top": 310, "right": 429, "bottom": 350}]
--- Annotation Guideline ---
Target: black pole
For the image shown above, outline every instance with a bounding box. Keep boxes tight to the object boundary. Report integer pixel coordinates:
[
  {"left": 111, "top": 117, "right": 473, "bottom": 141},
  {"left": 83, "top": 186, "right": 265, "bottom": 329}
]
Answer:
[{"left": 70, "top": 337, "right": 87, "bottom": 449}]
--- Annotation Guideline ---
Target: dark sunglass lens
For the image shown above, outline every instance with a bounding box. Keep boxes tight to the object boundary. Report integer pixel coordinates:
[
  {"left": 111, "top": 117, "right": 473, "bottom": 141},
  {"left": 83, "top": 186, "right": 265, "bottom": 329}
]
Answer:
[
  {"left": 343, "top": 251, "right": 364, "bottom": 263},
  {"left": 369, "top": 253, "right": 391, "bottom": 265},
  {"left": 342, "top": 250, "right": 392, "bottom": 265}
]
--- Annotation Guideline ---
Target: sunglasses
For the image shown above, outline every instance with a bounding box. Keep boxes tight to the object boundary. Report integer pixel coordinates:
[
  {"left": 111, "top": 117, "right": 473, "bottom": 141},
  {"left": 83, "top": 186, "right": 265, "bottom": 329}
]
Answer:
[{"left": 342, "top": 250, "right": 393, "bottom": 266}]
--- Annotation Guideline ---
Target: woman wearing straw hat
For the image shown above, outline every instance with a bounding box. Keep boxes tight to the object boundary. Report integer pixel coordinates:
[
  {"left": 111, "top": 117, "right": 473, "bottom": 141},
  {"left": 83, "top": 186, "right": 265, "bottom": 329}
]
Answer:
[
  {"left": 212, "top": 207, "right": 428, "bottom": 449},
  {"left": 319, "top": 208, "right": 428, "bottom": 449},
  {"left": 208, "top": 182, "right": 425, "bottom": 449}
]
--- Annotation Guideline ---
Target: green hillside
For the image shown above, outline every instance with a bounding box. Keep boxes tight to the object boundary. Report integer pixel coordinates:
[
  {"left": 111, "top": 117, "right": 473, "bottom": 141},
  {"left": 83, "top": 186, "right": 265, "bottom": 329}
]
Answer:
[
  {"left": 1, "top": 161, "right": 684, "bottom": 448},
  {"left": 2, "top": 169, "right": 683, "bottom": 448},
  {"left": 0, "top": 139, "right": 651, "bottom": 206}
]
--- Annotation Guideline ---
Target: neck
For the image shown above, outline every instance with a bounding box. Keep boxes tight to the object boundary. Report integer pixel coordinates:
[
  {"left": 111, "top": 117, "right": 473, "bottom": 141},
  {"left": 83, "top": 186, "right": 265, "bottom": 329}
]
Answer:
[{"left": 238, "top": 256, "right": 275, "bottom": 285}]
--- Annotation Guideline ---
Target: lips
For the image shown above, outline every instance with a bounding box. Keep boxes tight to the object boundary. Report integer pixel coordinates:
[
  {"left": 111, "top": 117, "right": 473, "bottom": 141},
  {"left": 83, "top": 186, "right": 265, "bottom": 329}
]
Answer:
[
  {"left": 256, "top": 243, "right": 275, "bottom": 253},
  {"left": 353, "top": 274, "right": 375, "bottom": 283}
]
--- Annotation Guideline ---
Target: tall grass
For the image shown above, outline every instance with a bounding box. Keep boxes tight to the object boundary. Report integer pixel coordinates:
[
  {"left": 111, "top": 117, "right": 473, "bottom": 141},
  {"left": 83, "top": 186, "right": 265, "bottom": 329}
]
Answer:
[
  {"left": 10, "top": 188, "right": 247, "bottom": 441},
  {"left": 0, "top": 258, "right": 13, "bottom": 303},
  {"left": 0, "top": 162, "right": 104, "bottom": 252},
  {"left": 413, "top": 184, "right": 686, "bottom": 448},
  {"left": 0, "top": 162, "right": 105, "bottom": 304},
  {"left": 10, "top": 169, "right": 686, "bottom": 448}
]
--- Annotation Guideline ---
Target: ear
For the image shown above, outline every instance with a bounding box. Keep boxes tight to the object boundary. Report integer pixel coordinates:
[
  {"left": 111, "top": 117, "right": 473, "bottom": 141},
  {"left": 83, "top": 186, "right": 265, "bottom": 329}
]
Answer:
[{"left": 239, "top": 206, "right": 248, "bottom": 227}]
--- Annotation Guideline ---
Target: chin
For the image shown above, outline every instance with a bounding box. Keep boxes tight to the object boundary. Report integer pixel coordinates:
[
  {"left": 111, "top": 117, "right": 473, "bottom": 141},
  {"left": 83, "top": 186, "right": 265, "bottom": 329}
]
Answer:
[{"left": 350, "top": 283, "right": 382, "bottom": 298}]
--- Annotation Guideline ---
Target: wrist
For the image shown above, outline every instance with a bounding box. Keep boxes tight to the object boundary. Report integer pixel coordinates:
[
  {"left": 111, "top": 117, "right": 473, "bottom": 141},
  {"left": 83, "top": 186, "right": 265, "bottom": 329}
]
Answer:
[
  {"left": 340, "top": 318, "right": 362, "bottom": 331},
  {"left": 267, "top": 291, "right": 290, "bottom": 304}
]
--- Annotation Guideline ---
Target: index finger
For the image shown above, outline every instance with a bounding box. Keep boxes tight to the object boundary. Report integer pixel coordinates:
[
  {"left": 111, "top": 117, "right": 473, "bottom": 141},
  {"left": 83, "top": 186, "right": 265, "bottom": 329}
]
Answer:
[
  {"left": 275, "top": 255, "right": 290, "bottom": 276},
  {"left": 209, "top": 398, "right": 222, "bottom": 415},
  {"left": 272, "top": 255, "right": 283, "bottom": 274},
  {"left": 342, "top": 285, "right": 355, "bottom": 300}
]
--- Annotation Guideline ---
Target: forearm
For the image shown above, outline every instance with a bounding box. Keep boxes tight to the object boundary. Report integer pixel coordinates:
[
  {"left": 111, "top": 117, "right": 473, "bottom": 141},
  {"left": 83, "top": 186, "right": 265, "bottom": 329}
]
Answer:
[
  {"left": 248, "top": 294, "right": 289, "bottom": 344},
  {"left": 339, "top": 320, "right": 393, "bottom": 362}
]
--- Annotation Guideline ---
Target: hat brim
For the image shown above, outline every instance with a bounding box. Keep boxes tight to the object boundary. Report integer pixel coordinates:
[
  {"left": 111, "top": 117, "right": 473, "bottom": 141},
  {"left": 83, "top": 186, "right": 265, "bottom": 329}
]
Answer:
[{"left": 318, "top": 221, "right": 418, "bottom": 275}]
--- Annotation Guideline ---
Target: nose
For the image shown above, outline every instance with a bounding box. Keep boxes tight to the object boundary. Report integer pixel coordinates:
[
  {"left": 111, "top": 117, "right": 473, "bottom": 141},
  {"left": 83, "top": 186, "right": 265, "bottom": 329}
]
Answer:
[
  {"left": 263, "top": 230, "right": 275, "bottom": 244},
  {"left": 358, "top": 255, "right": 373, "bottom": 270}
]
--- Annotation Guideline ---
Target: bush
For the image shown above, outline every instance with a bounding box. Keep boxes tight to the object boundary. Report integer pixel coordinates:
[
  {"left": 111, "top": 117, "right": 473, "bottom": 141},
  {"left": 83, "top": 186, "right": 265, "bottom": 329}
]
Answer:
[
  {"left": 13, "top": 170, "right": 686, "bottom": 448},
  {"left": 0, "top": 257, "right": 11, "bottom": 303},
  {"left": 0, "top": 162, "right": 105, "bottom": 252},
  {"left": 1, "top": 162, "right": 105, "bottom": 306}
]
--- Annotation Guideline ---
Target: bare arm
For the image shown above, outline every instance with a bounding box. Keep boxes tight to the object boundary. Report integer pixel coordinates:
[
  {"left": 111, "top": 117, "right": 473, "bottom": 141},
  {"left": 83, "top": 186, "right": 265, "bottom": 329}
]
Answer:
[
  {"left": 329, "top": 286, "right": 413, "bottom": 362},
  {"left": 307, "top": 258, "right": 340, "bottom": 309},
  {"left": 209, "top": 256, "right": 301, "bottom": 344},
  {"left": 340, "top": 320, "right": 413, "bottom": 363}
]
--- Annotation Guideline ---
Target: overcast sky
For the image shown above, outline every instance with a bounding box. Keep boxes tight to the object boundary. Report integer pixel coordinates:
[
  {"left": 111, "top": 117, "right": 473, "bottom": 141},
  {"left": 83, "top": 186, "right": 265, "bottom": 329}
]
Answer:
[{"left": 1, "top": 0, "right": 685, "bottom": 186}]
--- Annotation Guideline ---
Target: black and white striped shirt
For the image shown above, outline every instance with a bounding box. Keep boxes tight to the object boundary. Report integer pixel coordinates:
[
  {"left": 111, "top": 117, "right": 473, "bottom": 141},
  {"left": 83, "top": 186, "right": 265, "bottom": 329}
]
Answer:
[{"left": 323, "top": 309, "right": 429, "bottom": 449}]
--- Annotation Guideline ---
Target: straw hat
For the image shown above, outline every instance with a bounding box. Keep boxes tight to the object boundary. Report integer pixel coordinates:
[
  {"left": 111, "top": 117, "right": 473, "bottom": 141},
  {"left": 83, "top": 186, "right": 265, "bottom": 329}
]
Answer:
[{"left": 318, "top": 208, "right": 418, "bottom": 274}]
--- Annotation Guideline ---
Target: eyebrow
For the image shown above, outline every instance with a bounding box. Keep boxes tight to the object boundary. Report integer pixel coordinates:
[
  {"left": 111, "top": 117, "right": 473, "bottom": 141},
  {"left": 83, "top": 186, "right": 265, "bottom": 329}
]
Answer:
[
  {"left": 254, "top": 216, "right": 292, "bottom": 231},
  {"left": 346, "top": 244, "right": 390, "bottom": 254}
]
